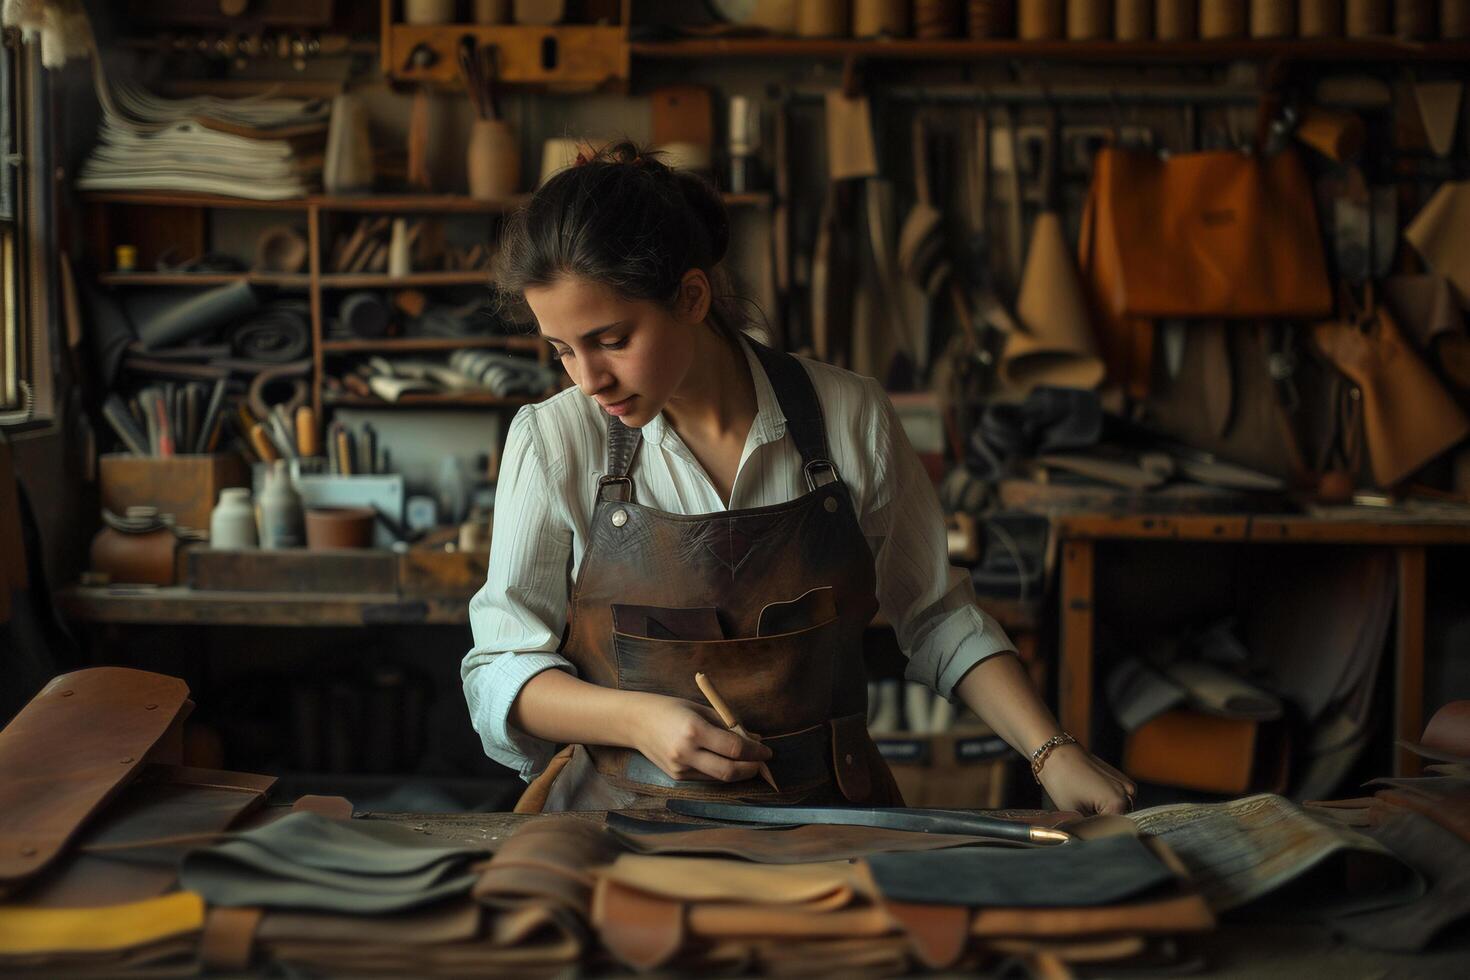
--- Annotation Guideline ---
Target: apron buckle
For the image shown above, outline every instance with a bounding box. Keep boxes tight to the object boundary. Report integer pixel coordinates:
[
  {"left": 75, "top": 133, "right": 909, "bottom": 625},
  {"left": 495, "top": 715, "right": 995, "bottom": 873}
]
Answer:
[
  {"left": 804, "top": 459, "right": 839, "bottom": 491},
  {"left": 597, "top": 474, "right": 635, "bottom": 502}
]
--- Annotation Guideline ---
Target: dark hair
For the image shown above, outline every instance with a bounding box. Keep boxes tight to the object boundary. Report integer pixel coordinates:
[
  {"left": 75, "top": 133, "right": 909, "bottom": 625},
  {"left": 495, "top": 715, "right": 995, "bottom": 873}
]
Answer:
[{"left": 494, "top": 141, "right": 747, "bottom": 342}]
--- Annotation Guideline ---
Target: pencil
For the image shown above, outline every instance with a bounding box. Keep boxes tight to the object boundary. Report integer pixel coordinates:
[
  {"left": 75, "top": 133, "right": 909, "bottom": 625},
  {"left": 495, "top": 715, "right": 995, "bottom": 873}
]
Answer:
[{"left": 694, "top": 672, "right": 779, "bottom": 792}]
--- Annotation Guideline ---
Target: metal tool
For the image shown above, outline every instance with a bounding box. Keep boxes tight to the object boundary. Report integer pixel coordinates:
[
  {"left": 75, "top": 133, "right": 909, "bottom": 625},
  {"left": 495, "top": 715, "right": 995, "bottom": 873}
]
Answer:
[{"left": 666, "top": 799, "right": 1073, "bottom": 846}]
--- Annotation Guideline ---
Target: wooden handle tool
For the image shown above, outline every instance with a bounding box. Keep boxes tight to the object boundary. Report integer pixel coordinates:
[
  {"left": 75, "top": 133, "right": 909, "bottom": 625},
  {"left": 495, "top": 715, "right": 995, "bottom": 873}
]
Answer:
[
  {"left": 248, "top": 422, "right": 280, "bottom": 463},
  {"left": 296, "top": 406, "right": 320, "bottom": 457},
  {"left": 695, "top": 672, "right": 779, "bottom": 792}
]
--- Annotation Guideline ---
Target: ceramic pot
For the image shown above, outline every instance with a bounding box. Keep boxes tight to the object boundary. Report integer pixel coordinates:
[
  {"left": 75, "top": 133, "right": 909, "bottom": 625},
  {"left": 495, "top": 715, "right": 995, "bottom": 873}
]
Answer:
[
  {"left": 210, "top": 487, "right": 257, "bottom": 549},
  {"left": 305, "top": 507, "right": 376, "bottom": 550},
  {"left": 90, "top": 507, "right": 177, "bottom": 586},
  {"left": 467, "top": 118, "right": 520, "bottom": 200}
]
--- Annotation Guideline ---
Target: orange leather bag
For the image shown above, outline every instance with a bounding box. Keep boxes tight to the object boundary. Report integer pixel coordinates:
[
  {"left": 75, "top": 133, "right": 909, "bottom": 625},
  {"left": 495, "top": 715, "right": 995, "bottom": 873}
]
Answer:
[{"left": 1080, "top": 146, "right": 1334, "bottom": 398}]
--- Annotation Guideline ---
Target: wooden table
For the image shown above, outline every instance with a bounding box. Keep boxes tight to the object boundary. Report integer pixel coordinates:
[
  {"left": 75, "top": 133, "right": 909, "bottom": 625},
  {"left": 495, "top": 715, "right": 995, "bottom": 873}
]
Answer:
[{"left": 1055, "top": 513, "right": 1470, "bottom": 778}]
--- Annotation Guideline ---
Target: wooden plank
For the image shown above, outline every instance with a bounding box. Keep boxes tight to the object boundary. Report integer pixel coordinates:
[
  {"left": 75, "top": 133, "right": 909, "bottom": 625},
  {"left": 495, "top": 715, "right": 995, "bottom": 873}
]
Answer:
[
  {"left": 321, "top": 336, "right": 543, "bottom": 354},
  {"left": 57, "top": 587, "right": 468, "bottom": 626},
  {"left": 399, "top": 550, "right": 489, "bottom": 595},
  {"left": 99, "top": 454, "right": 249, "bottom": 533},
  {"left": 1394, "top": 547, "right": 1427, "bottom": 778},
  {"left": 187, "top": 549, "right": 397, "bottom": 594},
  {"left": 1057, "top": 513, "right": 1470, "bottom": 546},
  {"left": 388, "top": 24, "right": 629, "bottom": 87},
  {"left": 629, "top": 37, "right": 1470, "bottom": 63},
  {"left": 1058, "top": 539, "right": 1096, "bottom": 749}
]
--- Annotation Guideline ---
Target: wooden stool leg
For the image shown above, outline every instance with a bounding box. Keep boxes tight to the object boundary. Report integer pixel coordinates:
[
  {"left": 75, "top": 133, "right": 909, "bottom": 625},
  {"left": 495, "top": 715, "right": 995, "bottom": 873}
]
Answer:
[{"left": 1395, "top": 546, "right": 1427, "bottom": 778}]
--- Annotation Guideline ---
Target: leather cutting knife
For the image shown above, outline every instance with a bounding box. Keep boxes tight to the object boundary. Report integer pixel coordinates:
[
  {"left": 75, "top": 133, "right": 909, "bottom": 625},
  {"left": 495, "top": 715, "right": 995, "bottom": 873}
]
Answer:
[{"left": 666, "top": 800, "right": 1071, "bottom": 846}]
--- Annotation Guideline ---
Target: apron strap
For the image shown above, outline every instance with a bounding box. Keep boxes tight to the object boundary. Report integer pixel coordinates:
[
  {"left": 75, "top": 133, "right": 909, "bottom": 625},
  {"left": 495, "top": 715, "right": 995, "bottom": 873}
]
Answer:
[
  {"left": 748, "top": 340, "right": 841, "bottom": 490},
  {"left": 599, "top": 417, "right": 642, "bottom": 503},
  {"left": 596, "top": 338, "right": 841, "bottom": 501}
]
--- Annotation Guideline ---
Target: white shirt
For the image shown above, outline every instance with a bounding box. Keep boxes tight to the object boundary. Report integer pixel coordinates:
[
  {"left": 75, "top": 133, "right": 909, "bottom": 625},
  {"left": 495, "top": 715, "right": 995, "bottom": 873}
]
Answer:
[{"left": 462, "top": 334, "right": 1016, "bottom": 780}]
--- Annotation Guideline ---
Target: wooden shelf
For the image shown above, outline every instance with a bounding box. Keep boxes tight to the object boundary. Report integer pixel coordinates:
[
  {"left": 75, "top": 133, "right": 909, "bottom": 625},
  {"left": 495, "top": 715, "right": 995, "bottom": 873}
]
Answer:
[
  {"left": 323, "top": 392, "right": 547, "bottom": 409},
  {"left": 319, "top": 271, "right": 494, "bottom": 288},
  {"left": 99, "top": 272, "right": 311, "bottom": 288},
  {"left": 630, "top": 37, "right": 1470, "bottom": 63},
  {"left": 321, "top": 336, "right": 543, "bottom": 353},
  {"left": 82, "top": 191, "right": 529, "bottom": 212}
]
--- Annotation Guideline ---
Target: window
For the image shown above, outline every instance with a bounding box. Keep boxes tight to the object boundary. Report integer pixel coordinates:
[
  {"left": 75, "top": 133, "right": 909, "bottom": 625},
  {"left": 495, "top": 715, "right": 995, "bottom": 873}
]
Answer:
[{"left": 1, "top": 28, "right": 54, "bottom": 428}]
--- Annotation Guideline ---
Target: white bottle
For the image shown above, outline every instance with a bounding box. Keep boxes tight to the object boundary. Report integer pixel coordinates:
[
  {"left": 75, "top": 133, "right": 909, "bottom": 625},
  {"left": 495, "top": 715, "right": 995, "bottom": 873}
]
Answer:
[
  {"left": 210, "top": 487, "right": 258, "bottom": 549},
  {"left": 258, "top": 460, "right": 304, "bottom": 549}
]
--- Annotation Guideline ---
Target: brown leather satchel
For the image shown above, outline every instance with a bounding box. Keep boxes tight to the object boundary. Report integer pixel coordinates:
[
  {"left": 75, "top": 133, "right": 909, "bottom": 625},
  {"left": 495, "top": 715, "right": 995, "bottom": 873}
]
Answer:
[
  {"left": 1312, "top": 305, "right": 1470, "bottom": 488},
  {"left": 1080, "top": 146, "right": 1334, "bottom": 398}
]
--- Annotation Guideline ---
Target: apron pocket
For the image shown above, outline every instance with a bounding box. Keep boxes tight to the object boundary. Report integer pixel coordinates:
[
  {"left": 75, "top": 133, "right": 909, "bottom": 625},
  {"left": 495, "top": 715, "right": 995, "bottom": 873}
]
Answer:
[{"left": 611, "top": 614, "right": 841, "bottom": 736}]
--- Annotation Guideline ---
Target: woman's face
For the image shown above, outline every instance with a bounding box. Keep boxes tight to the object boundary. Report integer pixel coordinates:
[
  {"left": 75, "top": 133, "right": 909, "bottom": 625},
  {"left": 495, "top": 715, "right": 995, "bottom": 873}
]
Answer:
[{"left": 525, "top": 272, "right": 708, "bottom": 429}]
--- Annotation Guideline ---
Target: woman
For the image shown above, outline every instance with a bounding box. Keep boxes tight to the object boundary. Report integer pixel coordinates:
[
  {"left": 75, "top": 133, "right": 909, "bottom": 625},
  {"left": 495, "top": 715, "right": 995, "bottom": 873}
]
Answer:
[{"left": 463, "top": 143, "right": 1133, "bottom": 815}]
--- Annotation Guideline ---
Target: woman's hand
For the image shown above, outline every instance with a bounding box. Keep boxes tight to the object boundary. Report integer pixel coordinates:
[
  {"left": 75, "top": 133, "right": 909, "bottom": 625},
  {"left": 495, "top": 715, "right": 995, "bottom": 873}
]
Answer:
[
  {"left": 1036, "top": 744, "right": 1137, "bottom": 816},
  {"left": 627, "top": 693, "right": 773, "bottom": 783}
]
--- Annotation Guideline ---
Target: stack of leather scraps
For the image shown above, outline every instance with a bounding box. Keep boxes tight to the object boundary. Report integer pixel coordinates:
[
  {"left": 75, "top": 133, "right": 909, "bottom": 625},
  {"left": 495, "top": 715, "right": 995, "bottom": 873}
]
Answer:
[
  {"left": 475, "top": 812, "right": 1216, "bottom": 977},
  {"left": 1304, "top": 700, "right": 1470, "bottom": 953}
]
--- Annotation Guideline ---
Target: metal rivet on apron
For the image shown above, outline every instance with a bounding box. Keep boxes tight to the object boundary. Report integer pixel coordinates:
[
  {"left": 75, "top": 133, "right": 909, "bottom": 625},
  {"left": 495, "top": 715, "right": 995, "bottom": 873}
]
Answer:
[
  {"left": 844, "top": 753, "right": 855, "bottom": 766},
  {"left": 611, "top": 509, "right": 628, "bottom": 528},
  {"left": 823, "top": 497, "right": 838, "bottom": 513}
]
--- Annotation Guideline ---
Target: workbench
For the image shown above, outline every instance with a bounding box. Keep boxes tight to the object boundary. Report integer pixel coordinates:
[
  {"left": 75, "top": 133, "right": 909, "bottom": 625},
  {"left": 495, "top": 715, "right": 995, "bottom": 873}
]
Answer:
[{"left": 1055, "top": 513, "right": 1470, "bottom": 778}]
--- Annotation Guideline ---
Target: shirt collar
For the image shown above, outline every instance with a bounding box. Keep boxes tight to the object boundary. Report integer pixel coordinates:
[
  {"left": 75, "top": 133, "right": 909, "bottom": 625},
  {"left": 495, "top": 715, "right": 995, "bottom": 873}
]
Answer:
[{"left": 640, "top": 332, "right": 786, "bottom": 449}]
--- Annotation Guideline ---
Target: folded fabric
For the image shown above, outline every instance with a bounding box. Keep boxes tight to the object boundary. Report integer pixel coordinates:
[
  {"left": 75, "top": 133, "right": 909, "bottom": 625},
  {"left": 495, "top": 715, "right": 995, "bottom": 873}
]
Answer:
[
  {"left": 1161, "top": 660, "right": 1283, "bottom": 721},
  {"left": 1107, "top": 658, "right": 1188, "bottom": 732},
  {"left": 180, "top": 812, "right": 488, "bottom": 914},
  {"left": 0, "top": 891, "right": 203, "bottom": 955},
  {"left": 448, "top": 350, "right": 557, "bottom": 397},
  {"left": 867, "top": 833, "right": 1176, "bottom": 908}
]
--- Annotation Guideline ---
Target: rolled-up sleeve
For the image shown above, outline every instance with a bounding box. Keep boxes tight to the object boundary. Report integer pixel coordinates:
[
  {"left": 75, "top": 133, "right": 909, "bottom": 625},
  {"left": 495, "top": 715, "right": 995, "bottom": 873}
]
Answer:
[
  {"left": 461, "top": 405, "right": 578, "bottom": 780},
  {"left": 859, "top": 379, "right": 1016, "bottom": 701}
]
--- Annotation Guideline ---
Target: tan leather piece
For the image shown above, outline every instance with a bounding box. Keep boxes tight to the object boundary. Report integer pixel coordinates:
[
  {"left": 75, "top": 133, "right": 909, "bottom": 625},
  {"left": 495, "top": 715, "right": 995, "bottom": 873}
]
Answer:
[
  {"left": 687, "top": 903, "right": 895, "bottom": 938},
  {"left": 0, "top": 668, "right": 190, "bottom": 890},
  {"left": 514, "top": 745, "right": 575, "bottom": 814},
  {"left": 289, "top": 795, "right": 353, "bottom": 820},
  {"left": 882, "top": 899, "right": 970, "bottom": 969},
  {"left": 591, "top": 878, "right": 685, "bottom": 970},
  {"left": 1312, "top": 307, "right": 1470, "bottom": 487},
  {"left": 200, "top": 905, "right": 262, "bottom": 972},
  {"left": 970, "top": 889, "right": 1215, "bottom": 938},
  {"left": 598, "top": 854, "right": 869, "bottom": 906}
]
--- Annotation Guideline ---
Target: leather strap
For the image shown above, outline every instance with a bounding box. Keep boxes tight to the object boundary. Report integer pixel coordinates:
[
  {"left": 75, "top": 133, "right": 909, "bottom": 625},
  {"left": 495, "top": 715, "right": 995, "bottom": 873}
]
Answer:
[
  {"left": 592, "top": 877, "right": 685, "bottom": 970},
  {"left": 599, "top": 338, "right": 842, "bottom": 502},
  {"left": 201, "top": 906, "right": 262, "bottom": 972},
  {"left": 0, "top": 891, "right": 204, "bottom": 955},
  {"left": 881, "top": 899, "right": 970, "bottom": 969},
  {"left": 0, "top": 667, "right": 190, "bottom": 888}
]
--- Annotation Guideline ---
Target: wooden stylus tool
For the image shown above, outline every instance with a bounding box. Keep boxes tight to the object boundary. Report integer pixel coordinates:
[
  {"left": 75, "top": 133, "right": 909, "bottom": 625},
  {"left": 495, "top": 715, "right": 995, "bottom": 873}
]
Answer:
[{"left": 694, "top": 672, "right": 779, "bottom": 792}]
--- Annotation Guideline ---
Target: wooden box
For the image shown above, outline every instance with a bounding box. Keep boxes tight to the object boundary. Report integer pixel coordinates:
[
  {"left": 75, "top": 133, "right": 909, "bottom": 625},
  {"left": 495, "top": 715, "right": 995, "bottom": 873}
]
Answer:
[
  {"left": 99, "top": 453, "right": 248, "bottom": 533},
  {"left": 876, "top": 728, "right": 1013, "bottom": 809}
]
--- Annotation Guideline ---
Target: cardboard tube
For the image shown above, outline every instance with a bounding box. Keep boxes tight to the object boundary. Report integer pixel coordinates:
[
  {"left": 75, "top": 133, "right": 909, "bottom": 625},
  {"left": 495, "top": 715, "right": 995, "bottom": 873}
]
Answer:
[
  {"left": 1019, "top": 0, "right": 1065, "bottom": 37},
  {"left": 1116, "top": 0, "right": 1154, "bottom": 37},
  {"left": 1067, "top": 0, "right": 1113, "bottom": 38},
  {"left": 1201, "top": 0, "right": 1248, "bottom": 37},
  {"left": 1394, "top": 0, "right": 1435, "bottom": 36},
  {"left": 1251, "top": 0, "right": 1297, "bottom": 36},
  {"left": 1346, "top": 0, "right": 1390, "bottom": 34},
  {"left": 967, "top": 0, "right": 1015, "bottom": 35}
]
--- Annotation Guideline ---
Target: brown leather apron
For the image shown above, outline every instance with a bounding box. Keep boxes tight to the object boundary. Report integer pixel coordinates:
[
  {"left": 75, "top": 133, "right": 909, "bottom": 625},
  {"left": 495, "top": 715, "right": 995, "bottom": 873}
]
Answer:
[{"left": 518, "top": 341, "right": 903, "bottom": 813}]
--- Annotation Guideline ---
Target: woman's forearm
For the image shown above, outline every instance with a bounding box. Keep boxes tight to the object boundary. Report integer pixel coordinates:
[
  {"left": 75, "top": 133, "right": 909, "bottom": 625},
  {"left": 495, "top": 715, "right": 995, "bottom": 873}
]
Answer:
[
  {"left": 952, "top": 652, "right": 1063, "bottom": 758},
  {"left": 508, "top": 667, "right": 651, "bottom": 749}
]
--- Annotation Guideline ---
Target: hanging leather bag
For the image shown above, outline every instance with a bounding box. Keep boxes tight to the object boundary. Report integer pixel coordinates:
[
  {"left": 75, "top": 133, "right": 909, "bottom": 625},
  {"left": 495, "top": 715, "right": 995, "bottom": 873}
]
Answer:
[{"left": 1079, "top": 145, "right": 1334, "bottom": 399}]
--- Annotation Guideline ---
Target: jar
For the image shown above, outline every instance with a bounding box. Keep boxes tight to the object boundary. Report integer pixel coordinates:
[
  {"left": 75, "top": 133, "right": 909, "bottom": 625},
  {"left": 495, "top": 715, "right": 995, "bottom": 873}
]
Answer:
[
  {"left": 1251, "top": 0, "right": 1297, "bottom": 35},
  {"left": 1067, "top": 0, "right": 1113, "bottom": 37},
  {"left": 1201, "top": 0, "right": 1248, "bottom": 37},
  {"left": 210, "top": 487, "right": 257, "bottom": 549},
  {"left": 1019, "top": 0, "right": 1066, "bottom": 37},
  {"left": 1117, "top": 0, "right": 1154, "bottom": 38}
]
